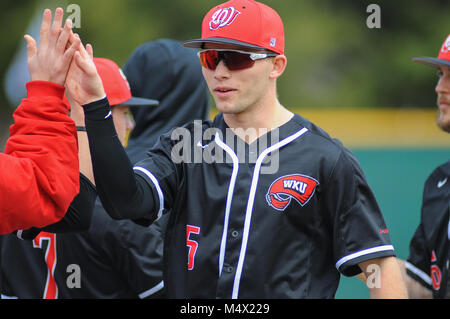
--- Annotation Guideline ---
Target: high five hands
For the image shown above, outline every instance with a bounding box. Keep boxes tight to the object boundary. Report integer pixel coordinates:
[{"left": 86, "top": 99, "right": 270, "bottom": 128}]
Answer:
[{"left": 25, "top": 8, "right": 106, "bottom": 106}]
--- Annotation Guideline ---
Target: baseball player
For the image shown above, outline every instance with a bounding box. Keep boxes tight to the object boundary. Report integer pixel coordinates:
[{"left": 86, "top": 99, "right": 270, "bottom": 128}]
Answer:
[
  {"left": 0, "top": 8, "right": 80, "bottom": 234},
  {"left": 66, "top": 0, "right": 407, "bottom": 298},
  {"left": 399, "top": 35, "right": 450, "bottom": 299}
]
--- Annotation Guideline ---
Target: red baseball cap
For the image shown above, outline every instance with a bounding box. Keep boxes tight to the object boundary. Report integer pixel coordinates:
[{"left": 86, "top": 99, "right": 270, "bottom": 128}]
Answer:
[
  {"left": 93, "top": 58, "right": 159, "bottom": 107},
  {"left": 412, "top": 34, "right": 450, "bottom": 68},
  {"left": 183, "top": 0, "right": 284, "bottom": 55}
]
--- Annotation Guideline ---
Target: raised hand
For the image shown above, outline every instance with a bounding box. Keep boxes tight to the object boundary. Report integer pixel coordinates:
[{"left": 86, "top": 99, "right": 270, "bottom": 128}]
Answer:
[
  {"left": 24, "top": 8, "right": 80, "bottom": 86},
  {"left": 65, "top": 36, "right": 106, "bottom": 106}
]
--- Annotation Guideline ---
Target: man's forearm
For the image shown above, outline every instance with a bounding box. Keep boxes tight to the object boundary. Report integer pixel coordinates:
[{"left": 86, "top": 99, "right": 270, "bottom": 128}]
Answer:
[
  {"left": 397, "top": 258, "right": 432, "bottom": 299},
  {"left": 83, "top": 98, "right": 156, "bottom": 221},
  {"left": 360, "top": 257, "right": 408, "bottom": 298}
]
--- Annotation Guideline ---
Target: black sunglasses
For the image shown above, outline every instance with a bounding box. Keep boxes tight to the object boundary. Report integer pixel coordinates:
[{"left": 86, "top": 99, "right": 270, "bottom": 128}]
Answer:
[{"left": 198, "top": 49, "right": 278, "bottom": 71}]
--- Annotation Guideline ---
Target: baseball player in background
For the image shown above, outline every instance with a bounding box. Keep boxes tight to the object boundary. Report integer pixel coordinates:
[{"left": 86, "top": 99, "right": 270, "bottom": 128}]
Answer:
[
  {"left": 64, "top": 0, "right": 407, "bottom": 298},
  {"left": 398, "top": 34, "right": 450, "bottom": 299}
]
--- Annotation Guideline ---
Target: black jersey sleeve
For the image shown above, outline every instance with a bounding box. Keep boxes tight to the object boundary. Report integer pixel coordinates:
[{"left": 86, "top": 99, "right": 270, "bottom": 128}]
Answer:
[
  {"left": 131, "top": 130, "right": 182, "bottom": 225},
  {"left": 327, "top": 149, "right": 395, "bottom": 276},
  {"left": 83, "top": 98, "right": 159, "bottom": 222},
  {"left": 405, "top": 222, "right": 433, "bottom": 289},
  {"left": 14, "top": 173, "right": 97, "bottom": 240},
  {"left": 42, "top": 173, "right": 96, "bottom": 233}
]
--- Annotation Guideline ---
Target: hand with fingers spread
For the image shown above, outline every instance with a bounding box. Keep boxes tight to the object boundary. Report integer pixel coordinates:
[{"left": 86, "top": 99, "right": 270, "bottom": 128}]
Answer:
[
  {"left": 24, "top": 8, "right": 80, "bottom": 86},
  {"left": 65, "top": 38, "right": 106, "bottom": 106}
]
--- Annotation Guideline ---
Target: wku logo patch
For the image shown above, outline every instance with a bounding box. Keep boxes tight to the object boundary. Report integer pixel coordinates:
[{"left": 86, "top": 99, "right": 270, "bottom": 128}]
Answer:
[
  {"left": 266, "top": 174, "right": 319, "bottom": 211},
  {"left": 209, "top": 7, "right": 240, "bottom": 30}
]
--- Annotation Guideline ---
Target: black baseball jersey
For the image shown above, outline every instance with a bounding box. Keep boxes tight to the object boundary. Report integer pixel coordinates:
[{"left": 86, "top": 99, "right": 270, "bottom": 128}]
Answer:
[
  {"left": 406, "top": 161, "right": 450, "bottom": 299},
  {"left": 126, "top": 112, "right": 394, "bottom": 298},
  {"left": 1, "top": 199, "right": 166, "bottom": 299}
]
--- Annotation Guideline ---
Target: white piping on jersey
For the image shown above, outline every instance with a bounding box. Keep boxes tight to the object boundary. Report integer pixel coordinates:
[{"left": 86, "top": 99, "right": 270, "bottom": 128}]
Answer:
[
  {"left": 335, "top": 245, "right": 394, "bottom": 271},
  {"left": 448, "top": 218, "right": 450, "bottom": 240},
  {"left": 133, "top": 166, "right": 164, "bottom": 220},
  {"left": 138, "top": 280, "right": 164, "bottom": 299},
  {"left": 215, "top": 133, "right": 240, "bottom": 277},
  {"left": 231, "top": 127, "right": 309, "bottom": 299},
  {"left": 404, "top": 261, "right": 432, "bottom": 286},
  {"left": 104, "top": 110, "right": 112, "bottom": 119}
]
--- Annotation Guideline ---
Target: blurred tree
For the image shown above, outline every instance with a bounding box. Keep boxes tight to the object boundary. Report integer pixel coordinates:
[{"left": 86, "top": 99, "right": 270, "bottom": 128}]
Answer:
[{"left": 2, "top": 0, "right": 449, "bottom": 134}]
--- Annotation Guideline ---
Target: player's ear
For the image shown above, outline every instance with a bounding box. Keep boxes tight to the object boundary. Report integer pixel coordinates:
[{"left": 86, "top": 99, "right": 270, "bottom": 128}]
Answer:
[{"left": 269, "top": 54, "right": 287, "bottom": 79}]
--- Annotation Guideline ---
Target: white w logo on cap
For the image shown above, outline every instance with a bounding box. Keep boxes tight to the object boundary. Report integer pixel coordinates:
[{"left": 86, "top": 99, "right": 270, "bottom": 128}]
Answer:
[{"left": 209, "top": 7, "right": 241, "bottom": 30}]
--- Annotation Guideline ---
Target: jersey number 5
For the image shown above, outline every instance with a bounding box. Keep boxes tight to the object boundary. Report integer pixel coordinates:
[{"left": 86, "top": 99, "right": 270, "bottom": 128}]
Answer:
[
  {"left": 33, "top": 232, "right": 58, "bottom": 299},
  {"left": 186, "top": 225, "right": 200, "bottom": 271}
]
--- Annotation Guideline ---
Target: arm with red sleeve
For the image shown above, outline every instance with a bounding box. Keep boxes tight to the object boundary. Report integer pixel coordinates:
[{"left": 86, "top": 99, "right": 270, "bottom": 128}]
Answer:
[{"left": 0, "top": 81, "right": 79, "bottom": 234}]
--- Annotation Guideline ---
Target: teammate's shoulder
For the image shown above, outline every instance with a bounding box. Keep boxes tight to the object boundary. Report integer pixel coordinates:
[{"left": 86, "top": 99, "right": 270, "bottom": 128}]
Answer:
[
  {"left": 433, "top": 160, "right": 450, "bottom": 176},
  {"left": 292, "top": 114, "right": 346, "bottom": 151},
  {"left": 423, "top": 160, "right": 450, "bottom": 193},
  {"left": 420, "top": 160, "right": 449, "bottom": 243},
  {"left": 292, "top": 114, "right": 363, "bottom": 169}
]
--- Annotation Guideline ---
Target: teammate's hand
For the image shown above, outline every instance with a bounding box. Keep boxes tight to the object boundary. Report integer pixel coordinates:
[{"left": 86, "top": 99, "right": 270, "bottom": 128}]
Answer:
[
  {"left": 25, "top": 8, "right": 80, "bottom": 86},
  {"left": 65, "top": 37, "right": 106, "bottom": 106}
]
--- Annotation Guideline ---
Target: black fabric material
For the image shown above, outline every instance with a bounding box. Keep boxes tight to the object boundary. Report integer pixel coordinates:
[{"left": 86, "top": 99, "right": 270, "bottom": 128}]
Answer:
[{"left": 83, "top": 98, "right": 156, "bottom": 222}]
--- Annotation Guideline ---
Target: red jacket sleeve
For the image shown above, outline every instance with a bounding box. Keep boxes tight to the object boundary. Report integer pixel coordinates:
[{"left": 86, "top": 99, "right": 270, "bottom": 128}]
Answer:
[{"left": 0, "top": 81, "right": 79, "bottom": 234}]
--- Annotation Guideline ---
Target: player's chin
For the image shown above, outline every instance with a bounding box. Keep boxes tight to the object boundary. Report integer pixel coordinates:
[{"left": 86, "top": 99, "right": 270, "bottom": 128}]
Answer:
[
  {"left": 436, "top": 111, "right": 450, "bottom": 133},
  {"left": 216, "top": 102, "right": 242, "bottom": 115}
]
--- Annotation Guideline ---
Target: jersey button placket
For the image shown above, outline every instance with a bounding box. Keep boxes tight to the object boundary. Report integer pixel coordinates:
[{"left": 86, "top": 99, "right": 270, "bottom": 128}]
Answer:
[
  {"left": 224, "top": 264, "right": 234, "bottom": 273},
  {"left": 216, "top": 261, "right": 237, "bottom": 298},
  {"left": 217, "top": 143, "right": 257, "bottom": 298},
  {"left": 216, "top": 168, "right": 251, "bottom": 298}
]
